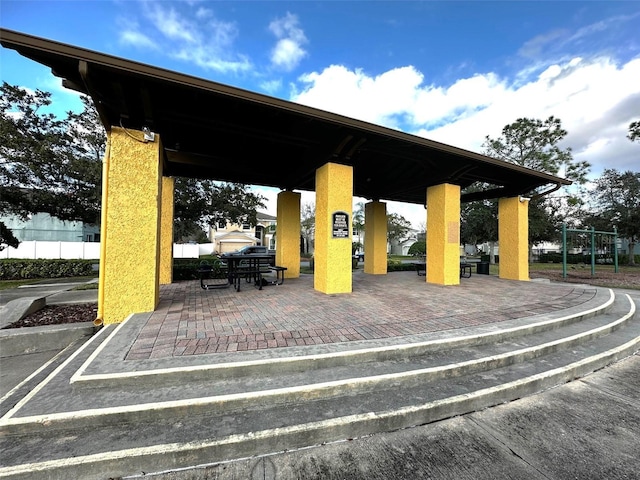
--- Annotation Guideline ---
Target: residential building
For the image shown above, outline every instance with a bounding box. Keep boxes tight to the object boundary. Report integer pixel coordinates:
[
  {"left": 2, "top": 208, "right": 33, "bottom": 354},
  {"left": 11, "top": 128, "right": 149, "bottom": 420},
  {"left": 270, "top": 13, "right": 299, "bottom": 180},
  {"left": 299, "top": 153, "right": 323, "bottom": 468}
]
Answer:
[
  {"left": 1, "top": 212, "right": 100, "bottom": 242},
  {"left": 209, "top": 211, "right": 276, "bottom": 254}
]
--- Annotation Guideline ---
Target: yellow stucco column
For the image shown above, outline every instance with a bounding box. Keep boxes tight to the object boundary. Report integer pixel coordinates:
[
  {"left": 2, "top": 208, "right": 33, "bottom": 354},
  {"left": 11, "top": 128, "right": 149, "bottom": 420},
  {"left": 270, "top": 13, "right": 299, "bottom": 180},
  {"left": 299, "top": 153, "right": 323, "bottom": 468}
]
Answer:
[
  {"left": 160, "top": 176, "right": 174, "bottom": 285},
  {"left": 426, "top": 183, "right": 461, "bottom": 285},
  {"left": 364, "top": 201, "right": 387, "bottom": 274},
  {"left": 314, "top": 163, "right": 353, "bottom": 294},
  {"left": 498, "top": 196, "right": 530, "bottom": 281},
  {"left": 98, "top": 127, "right": 163, "bottom": 324},
  {"left": 276, "top": 190, "right": 301, "bottom": 278}
]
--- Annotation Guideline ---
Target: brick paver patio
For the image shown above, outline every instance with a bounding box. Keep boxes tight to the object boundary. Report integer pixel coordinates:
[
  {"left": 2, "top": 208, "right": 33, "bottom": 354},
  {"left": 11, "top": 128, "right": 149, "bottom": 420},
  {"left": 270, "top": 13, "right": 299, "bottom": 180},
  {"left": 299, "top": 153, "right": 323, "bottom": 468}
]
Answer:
[{"left": 126, "top": 270, "right": 597, "bottom": 360}]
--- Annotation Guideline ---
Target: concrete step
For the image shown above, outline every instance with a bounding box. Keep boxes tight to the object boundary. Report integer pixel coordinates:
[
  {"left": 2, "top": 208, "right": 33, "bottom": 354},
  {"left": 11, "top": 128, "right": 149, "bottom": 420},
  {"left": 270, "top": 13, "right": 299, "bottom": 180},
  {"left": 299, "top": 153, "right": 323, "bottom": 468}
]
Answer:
[
  {"left": 0, "top": 289, "right": 638, "bottom": 480},
  {"left": 71, "top": 286, "right": 618, "bottom": 390}
]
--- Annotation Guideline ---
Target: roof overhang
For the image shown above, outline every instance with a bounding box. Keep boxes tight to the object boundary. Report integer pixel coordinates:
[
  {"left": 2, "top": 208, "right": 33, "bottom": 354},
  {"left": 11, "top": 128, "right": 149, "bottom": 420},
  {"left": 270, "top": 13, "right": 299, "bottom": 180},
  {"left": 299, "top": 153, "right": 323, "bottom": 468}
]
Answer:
[{"left": 1, "top": 28, "right": 571, "bottom": 205}]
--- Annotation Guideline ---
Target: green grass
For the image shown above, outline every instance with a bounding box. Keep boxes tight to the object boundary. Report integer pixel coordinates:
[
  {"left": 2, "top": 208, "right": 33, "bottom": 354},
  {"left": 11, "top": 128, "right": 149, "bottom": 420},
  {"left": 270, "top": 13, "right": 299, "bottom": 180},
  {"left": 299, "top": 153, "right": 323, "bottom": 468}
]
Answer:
[
  {"left": 0, "top": 276, "right": 99, "bottom": 291},
  {"left": 529, "top": 262, "right": 638, "bottom": 274},
  {"left": 72, "top": 282, "right": 99, "bottom": 290},
  {"left": 0, "top": 279, "right": 40, "bottom": 291}
]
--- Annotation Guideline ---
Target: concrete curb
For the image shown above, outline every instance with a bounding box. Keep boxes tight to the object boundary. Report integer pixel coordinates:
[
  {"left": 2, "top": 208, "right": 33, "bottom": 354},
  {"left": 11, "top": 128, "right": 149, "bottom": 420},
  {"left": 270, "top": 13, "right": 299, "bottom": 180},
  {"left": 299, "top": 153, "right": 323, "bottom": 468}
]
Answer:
[
  {"left": 0, "top": 297, "right": 46, "bottom": 329},
  {"left": 0, "top": 322, "right": 96, "bottom": 358}
]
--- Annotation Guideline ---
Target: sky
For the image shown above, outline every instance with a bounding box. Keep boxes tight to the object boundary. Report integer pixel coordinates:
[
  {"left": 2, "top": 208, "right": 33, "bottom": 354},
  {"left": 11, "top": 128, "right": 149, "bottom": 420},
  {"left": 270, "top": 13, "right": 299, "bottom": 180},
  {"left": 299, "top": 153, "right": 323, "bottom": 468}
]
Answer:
[{"left": 1, "top": 1, "right": 639, "bottom": 229}]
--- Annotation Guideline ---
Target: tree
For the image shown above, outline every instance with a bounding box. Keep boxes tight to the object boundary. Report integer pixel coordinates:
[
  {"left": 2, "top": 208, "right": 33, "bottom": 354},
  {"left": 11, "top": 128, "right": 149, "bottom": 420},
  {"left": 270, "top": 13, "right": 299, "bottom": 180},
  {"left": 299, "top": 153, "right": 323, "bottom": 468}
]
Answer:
[
  {"left": 387, "top": 212, "right": 412, "bottom": 246},
  {"left": 483, "top": 116, "right": 590, "bottom": 183},
  {"left": 300, "top": 202, "right": 315, "bottom": 254},
  {"left": 482, "top": 116, "right": 591, "bottom": 259},
  {"left": 0, "top": 82, "right": 269, "bottom": 248},
  {"left": 352, "top": 201, "right": 365, "bottom": 248},
  {"left": 0, "top": 223, "right": 19, "bottom": 251},
  {"left": 460, "top": 183, "right": 498, "bottom": 261},
  {"left": 173, "top": 177, "right": 266, "bottom": 242},
  {"left": 407, "top": 240, "right": 426, "bottom": 256},
  {"left": 589, "top": 169, "right": 640, "bottom": 266},
  {"left": 628, "top": 120, "right": 640, "bottom": 143},
  {"left": 0, "top": 82, "right": 105, "bottom": 249}
]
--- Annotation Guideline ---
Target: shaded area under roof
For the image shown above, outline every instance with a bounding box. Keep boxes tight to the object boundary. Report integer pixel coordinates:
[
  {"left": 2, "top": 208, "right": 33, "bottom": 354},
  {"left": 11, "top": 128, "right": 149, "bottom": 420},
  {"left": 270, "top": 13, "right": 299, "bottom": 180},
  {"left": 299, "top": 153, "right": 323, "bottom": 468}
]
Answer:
[{"left": 1, "top": 28, "right": 571, "bottom": 205}]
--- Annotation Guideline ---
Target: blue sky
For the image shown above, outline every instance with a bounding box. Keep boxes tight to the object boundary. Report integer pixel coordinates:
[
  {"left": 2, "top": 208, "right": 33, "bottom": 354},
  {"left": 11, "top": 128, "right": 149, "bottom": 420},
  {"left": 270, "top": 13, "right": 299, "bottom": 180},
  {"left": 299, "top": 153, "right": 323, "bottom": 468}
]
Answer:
[{"left": 2, "top": 1, "right": 639, "bottom": 228}]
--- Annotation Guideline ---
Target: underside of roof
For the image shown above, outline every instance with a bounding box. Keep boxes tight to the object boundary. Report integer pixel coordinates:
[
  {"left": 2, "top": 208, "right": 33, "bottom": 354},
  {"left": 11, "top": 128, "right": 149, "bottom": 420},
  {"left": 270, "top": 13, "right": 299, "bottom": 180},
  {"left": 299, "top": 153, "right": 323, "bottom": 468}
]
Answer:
[{"left": 1, "top": 29, "right": 571, "bottom": 205}]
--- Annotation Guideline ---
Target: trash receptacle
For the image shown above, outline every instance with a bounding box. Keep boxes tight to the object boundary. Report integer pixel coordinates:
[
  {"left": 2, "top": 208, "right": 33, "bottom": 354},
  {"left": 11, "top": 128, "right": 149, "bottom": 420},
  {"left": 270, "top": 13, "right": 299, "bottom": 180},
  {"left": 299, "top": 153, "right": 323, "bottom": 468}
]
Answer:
[{"left": 477, "top": 262, "right": 490, "bottom": 275}]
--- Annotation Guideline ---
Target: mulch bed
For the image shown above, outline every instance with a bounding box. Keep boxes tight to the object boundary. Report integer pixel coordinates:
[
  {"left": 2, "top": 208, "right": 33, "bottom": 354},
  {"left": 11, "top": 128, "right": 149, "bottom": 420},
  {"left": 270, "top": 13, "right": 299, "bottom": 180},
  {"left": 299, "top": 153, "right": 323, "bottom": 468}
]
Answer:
[{"left": 3, "top": 303, "right": 98, "bottom": 329}]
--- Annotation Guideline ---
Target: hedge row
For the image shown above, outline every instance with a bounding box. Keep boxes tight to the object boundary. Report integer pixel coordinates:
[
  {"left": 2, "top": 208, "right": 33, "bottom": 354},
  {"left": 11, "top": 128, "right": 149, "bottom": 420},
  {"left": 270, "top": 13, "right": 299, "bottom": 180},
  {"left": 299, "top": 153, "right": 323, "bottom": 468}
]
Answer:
[
  {"left": 0, "top": 259, "right": 98, "bottom": 280},
  {"left": 173, "top": 258, "right": 209, "bottom": 281},
  {"left": 0, "top": 257, "right": 224, "bottom": 281}
]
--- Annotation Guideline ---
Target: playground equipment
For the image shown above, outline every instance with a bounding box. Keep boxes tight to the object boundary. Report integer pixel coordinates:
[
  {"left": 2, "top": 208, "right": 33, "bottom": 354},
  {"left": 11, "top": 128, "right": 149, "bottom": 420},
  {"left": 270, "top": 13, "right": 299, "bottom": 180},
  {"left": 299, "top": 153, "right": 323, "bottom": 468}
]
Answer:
[{"left": 562, "top": 224, "right": 619, "bottom": 278}]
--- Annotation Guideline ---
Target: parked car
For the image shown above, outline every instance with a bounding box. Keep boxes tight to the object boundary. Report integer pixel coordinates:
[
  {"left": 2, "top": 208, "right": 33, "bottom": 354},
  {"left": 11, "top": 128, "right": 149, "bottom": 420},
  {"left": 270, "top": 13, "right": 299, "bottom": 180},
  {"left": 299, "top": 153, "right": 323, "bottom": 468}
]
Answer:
[{"left": 220, "top": 245, "right": 275, "bottom": 257}]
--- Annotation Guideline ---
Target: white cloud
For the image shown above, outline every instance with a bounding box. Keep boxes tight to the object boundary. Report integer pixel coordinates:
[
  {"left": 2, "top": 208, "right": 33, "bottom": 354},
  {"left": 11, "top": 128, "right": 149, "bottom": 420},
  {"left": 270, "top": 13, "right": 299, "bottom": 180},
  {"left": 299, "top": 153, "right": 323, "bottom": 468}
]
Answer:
[
  {"left": 294, "top": 65, "right": 423, "bottom": 128},
  {"left": 118, "top": 4, "right": 252, "bottom": 74},
  {"left": 293, "top": 56, "right": 640, "bottom": 172},
  {"left": 269, "top": 12, "right": 308, "bottom": 71},
  {"left": 173, "top": 46, "right": 252, "bottom": 73},
  {"left": 119, "top": 29, "right": 158, "bottom": 50},
  {"left": 146, "top": 5, "right": 197, "bottom": 43},
  {"left": 518, "top": 29, "right": 568, "bottom": 59},
  {"left": 260, "top": 79, "right": 283, "bottom": 95}
]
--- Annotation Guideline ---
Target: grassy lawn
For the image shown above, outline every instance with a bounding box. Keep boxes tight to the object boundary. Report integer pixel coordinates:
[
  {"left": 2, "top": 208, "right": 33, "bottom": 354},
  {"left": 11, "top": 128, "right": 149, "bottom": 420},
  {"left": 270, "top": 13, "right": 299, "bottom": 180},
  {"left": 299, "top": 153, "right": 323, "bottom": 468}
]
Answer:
[
  {"left": 0, "top": 279, "right": 40, "bottom": 291},
  {"left": 0, "top": 276, "right": 98, "bottom": 291}
]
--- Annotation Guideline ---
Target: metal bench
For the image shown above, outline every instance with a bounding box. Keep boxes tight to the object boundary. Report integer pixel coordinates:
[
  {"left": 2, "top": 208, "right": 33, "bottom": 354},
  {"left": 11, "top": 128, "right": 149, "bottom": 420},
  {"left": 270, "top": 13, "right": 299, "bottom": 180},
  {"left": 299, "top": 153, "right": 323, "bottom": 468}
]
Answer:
[
  {"left": 460, "top": 263, "right": 472, "bottom": 278},
  {"left": 269, "top": 266, "right": 287, "bottom": 285},
  {"left": 197, "top": 261, "right": 230, "bottom": 290}
]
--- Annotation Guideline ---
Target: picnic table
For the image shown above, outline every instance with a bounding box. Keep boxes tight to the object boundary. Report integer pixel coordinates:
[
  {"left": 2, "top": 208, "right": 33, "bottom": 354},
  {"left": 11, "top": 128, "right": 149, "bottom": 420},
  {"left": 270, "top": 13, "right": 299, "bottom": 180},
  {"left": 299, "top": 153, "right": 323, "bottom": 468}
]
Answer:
[
  {"left": 198, "top": 255, "right": 287, "bottom": 291},
  {"left": 412, "top": 261, "right": 473, "bottom": 278}
]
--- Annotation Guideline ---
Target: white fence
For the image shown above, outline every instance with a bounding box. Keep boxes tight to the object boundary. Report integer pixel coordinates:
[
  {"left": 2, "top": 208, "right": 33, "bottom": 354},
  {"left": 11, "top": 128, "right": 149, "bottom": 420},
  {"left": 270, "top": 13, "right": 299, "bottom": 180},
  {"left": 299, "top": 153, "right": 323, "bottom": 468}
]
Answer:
[
  {"left": 1, "top": 241, "right": 215, "bottom": 260},
  {"left": 173, "top": 243, "right": 215, "bottom": 258}
]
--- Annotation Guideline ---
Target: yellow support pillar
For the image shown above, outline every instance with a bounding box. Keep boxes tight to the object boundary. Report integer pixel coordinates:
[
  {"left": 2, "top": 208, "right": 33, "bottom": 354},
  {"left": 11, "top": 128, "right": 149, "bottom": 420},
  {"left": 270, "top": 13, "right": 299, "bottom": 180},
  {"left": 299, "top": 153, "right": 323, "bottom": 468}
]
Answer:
[
  {"left": 314, "top": 163, "right": 353, "bottom": 294},
  {"left": 160, "top": 176, "right": 174, "bottom": 285},
  {"left": 426, "top": 183, "right": 461, "bottom": 285},
  {"left": 276, "top": 190, "right": 301, "bottom": 278},
  {"left": 98, "top": 127, "right": 163, "bottom": 324},
  {"left": 499, "top": 197, "right": 530, "bottom": 281},
  {"left": 364, "top": 201, "right": 387, "bottom": 274}
]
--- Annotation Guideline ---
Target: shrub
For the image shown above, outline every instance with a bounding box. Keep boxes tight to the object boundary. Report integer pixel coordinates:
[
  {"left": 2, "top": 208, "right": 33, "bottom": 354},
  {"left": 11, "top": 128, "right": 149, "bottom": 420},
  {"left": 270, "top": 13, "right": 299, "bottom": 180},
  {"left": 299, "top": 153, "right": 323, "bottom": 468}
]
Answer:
[
  {"left": 386, "top": 260, "right": 417, "bottom": 272},
  {"left": 408, "top": 241, "right": 426, "bottom": 256},
  {"left": 0, "top": 259, "right": 97, "bottom": 280}
]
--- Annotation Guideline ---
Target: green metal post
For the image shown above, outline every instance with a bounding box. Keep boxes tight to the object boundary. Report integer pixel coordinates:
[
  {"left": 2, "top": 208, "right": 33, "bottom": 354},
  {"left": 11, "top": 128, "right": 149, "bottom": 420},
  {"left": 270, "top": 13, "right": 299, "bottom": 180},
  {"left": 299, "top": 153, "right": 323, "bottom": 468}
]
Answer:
[
  {"left": 614, "top": 227, "right": 618, "bottom": 273},
  {"left": 590, "top": 226, "right": 595, "bottom": 277},
  {"left": 562, "top": 223, "right": 567, "bottom": 278}
]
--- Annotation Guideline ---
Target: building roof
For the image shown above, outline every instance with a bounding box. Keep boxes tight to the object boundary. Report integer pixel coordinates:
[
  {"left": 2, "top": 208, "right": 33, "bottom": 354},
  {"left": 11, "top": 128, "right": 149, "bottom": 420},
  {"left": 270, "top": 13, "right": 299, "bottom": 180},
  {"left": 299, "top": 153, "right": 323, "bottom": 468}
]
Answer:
[
  {"left": 257, "top": 212, "right": 277, "bottom": 222},
  {"left": 1, "top": 29, "right": 571, "bottom": 205}
]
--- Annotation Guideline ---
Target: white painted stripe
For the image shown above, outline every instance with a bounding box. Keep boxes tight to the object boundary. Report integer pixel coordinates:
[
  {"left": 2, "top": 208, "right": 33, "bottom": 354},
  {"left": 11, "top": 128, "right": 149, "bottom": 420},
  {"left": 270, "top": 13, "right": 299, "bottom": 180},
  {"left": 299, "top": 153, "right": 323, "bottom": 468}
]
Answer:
[
  {"left": 73, "top": 289, "right": 616, "bottom": 384},
  {"left": 0, "top": 321, "right": 116, "bottom": 421},
  {"left": 0, "top": 344, "right": 75, "bottom": 405},
  {"left": 17, "top": 282, "right": 82, "bottom": 288},
  {"left": 70, "top": 314, "right": 132, "bottom": 383}
]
